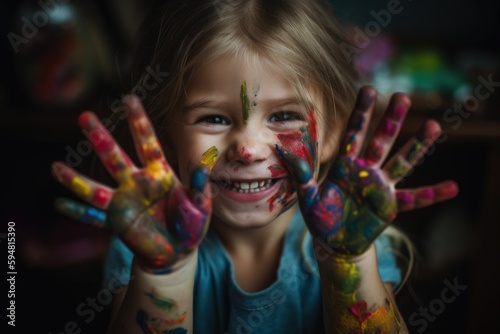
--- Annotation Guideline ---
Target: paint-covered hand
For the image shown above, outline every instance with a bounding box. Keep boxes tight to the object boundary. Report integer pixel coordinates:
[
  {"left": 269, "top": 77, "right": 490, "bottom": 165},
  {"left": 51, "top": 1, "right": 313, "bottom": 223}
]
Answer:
[
  {"left": 51, "top": 95, "right": 217, "bottom": 272},
  {"left": 287, "top": 87, "right": 458, "bottom": 255}
]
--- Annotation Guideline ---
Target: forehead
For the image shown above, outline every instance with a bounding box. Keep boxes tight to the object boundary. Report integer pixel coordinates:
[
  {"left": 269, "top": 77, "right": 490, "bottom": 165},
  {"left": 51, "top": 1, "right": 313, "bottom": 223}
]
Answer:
[
  {"left": 183, "top": 52, "right": 328, "bottom": 129},
  {"left": 186, "top": 54, "right": 294, "bottom": 100}
]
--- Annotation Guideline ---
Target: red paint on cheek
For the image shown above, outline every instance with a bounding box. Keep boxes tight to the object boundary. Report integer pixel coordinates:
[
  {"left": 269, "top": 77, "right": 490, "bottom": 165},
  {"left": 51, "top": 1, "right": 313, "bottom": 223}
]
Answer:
[
  {"left": 276, "top": 111, "right": 318, "bottom": 170},
  {"left": 308, "top": 110, "right": 318, "bottom": 143},
  {"left": 277, "top": 132, "right": 313, "bottom": 168},
  {"left": 268, "top": 164, "right": 286, "bottom": 177},
  {"left": 267, "top": 191, "right": 279, "bottom": 212},
  {"left": 266, "top": 181, "right": 294, "bottom": 212}
]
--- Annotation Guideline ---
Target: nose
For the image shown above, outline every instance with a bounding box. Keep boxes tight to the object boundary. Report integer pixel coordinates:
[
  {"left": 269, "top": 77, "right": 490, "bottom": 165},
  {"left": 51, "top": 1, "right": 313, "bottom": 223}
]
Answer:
[{"left": 226, "top": 127, "right": 272, "bottom": 164}]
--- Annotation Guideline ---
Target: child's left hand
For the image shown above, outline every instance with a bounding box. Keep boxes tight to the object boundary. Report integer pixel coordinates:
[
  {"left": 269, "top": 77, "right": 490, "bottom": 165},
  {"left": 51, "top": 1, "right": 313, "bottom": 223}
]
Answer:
[{"left": 279, "top": 86, "right": 458, "bottom": 256}]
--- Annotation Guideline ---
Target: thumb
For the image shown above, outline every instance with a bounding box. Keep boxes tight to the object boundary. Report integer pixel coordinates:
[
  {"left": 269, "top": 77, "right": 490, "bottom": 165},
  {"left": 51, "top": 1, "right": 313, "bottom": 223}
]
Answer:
[
  {"left": 291, "top": 159, "right": 319, "bottom": 211},
  {"left": 189, "top": 146, "right": 219, "bottom": 213},
  {"left": 189, "top": 166, "right": 212, "bottom": 214}
]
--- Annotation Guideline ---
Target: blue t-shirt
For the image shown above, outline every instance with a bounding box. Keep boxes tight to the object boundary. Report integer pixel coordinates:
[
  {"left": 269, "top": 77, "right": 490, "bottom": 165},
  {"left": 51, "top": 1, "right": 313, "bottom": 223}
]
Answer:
[{"left": 104, "top": 210, "right": 401, "bottom": 334}]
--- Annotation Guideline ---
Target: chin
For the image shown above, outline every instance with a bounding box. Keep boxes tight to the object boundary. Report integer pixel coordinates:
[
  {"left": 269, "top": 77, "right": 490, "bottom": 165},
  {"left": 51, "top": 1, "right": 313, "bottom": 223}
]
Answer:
[{"left": 210, "top": 195, "right": 297, "bottom": 230}]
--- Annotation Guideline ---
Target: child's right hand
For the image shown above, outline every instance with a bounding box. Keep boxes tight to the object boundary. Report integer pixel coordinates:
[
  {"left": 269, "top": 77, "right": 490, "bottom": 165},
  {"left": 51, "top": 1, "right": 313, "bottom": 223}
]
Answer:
[{"left": 51, "top": 95, "right": 214, "bottom": 273}]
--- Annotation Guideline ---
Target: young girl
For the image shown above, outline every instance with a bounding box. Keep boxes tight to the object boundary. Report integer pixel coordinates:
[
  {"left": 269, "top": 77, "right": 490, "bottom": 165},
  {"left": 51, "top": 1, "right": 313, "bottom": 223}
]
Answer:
[{"left": 51, "top": 0, "right": 458, "bottom": 333}]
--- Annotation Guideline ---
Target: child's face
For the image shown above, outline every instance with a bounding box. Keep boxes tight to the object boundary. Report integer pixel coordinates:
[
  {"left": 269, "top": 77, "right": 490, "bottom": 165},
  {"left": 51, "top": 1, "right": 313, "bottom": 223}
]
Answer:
[{"left": 170, "top": 55, "right": 331, "bottom": 228}]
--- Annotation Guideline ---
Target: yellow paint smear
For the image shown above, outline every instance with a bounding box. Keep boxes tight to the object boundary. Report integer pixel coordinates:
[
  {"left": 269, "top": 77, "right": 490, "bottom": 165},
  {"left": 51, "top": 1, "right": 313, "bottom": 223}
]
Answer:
[
  {"left": 71, "top": 177, "right": 91, "bottom": 197},
  {"left": 199, "top": 146, "right": 219, "bottom": 172}
]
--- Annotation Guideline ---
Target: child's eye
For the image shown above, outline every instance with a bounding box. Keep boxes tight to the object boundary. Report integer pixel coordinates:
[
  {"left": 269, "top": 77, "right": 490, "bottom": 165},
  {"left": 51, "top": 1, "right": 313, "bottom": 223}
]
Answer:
[
  {"left": 269, "top": 111, "right": 303, "bottom": 123},
  {"left": 196, "top": 115, "right": 230, "bottom": 125}
]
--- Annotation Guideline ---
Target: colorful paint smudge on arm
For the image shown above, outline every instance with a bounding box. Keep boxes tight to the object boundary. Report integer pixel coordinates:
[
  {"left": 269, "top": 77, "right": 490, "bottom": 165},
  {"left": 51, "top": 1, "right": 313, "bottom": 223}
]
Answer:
[
  {"left": 51, "top": 95, "right": 218, "bottom": 274},
  {"left": 135, "top": 289, "right": 188, "bottom": 334},
  {"left": 318, "top": 246, "right": 401, "bottom": 333}
]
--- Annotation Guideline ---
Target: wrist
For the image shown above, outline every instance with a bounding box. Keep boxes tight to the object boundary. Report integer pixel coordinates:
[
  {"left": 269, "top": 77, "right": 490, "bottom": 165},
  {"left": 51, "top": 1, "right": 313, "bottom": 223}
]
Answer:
[
  {"left": 313, "top": 237, "right": 376, "bottom": 264},
  {"left": 133, "top": 248, "right": 198, "bottom": 285}
]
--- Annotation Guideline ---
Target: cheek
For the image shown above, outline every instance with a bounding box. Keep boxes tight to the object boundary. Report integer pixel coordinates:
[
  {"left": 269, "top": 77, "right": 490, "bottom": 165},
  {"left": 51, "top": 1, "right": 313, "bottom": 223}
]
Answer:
[{"left": 275, "top": 111, "right": 319, "bottom": 170}]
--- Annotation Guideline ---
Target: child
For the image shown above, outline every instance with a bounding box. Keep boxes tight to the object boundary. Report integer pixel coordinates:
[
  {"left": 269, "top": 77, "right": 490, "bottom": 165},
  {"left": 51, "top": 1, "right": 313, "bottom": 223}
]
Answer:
[{"left": 51, "top": 0, "right": 458, "bottom": 333}]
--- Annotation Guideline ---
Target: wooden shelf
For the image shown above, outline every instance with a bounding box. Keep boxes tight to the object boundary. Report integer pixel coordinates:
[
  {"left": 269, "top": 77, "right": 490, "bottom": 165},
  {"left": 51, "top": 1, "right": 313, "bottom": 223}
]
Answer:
[{"left": 400, "top": 114, "right": 500, "bottom": 144}]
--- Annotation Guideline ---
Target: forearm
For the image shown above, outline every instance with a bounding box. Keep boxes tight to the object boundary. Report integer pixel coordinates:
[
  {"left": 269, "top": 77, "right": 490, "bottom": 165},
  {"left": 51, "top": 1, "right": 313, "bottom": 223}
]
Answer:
[
  {"left": 316, "top": 241, "right": 406, "bottom": 333},
  {"left": 107, "top": 249, "right": 198, "bottom": 334}
]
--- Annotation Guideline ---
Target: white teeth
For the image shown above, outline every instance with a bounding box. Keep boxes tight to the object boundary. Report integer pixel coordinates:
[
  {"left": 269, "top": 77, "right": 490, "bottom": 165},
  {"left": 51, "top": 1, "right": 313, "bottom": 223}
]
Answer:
[{"left": 221, "top": 179, "right": 275, "bottom": 193}]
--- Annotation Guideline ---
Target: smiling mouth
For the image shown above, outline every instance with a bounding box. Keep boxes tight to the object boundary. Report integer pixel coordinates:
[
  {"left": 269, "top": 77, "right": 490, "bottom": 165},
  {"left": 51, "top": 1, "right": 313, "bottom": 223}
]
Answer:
[{"left": 216, "top": 179, "right": 279, "bottom": 193}]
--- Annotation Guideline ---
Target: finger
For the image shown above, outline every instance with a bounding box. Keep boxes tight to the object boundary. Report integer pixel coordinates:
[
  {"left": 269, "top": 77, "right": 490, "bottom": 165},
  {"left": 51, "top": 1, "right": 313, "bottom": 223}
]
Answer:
[
  {"left": 168, "top": 147, "right": 219, "bottom": 250},
  {"left": 396, "top": 181, "right": 459, "bottom": 212},
  {"left": 291, "top": 158, "right": 320, "bottom": 210},
  {"left": 383, "top": 120, "right": 442, "bottom": 183},
  {"left": 51, "top": 162, "right": 114, "bottom": 209},
  {"left": 168, "top": 172, "right": 210, "bottom": 251},
  {"left": 54, "top": 197, "right": 106, "bottom": 227},
  {"left": 362, "top": 92, "right": 411, "bottom": 166},
  {"left": 123, "top": 95, "right": 168, "bottom": 168},
  {"left": 339, "top": 86, "right": 377, "bottom": 159},
  {"left": 189, "top": 166, "right": 212, "bottom": 215},
  {"left": 79, "top": 111, "right": 136, "bottom": 182}
]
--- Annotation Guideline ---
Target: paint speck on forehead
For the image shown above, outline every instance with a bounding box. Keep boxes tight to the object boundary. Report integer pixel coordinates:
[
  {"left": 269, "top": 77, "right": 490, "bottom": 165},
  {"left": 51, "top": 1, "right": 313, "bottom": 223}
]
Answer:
[
  {"left": 240, "top": 81, "right": 250, "bottom": 124},
  {"left": 252, "top": 83, "right": 260, "bottom": 106}
]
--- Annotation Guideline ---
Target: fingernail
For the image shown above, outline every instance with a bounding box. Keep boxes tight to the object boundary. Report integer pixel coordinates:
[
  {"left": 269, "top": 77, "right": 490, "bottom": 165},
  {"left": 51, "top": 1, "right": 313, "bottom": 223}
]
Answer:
[
  {"left": 122, "top": 94, "right": 139, "bottom": 108},
  {"left": 436, "top": 182, "right": 459, "bottom": 198},
  {"left": 355, "top": 89, "right": 375, "bottom": 110},
  {"left": 293, "top": 159, "right": 312, "bottom": 184},
  {"left": 191, "top": 167, "right": 208, "bottom": 192}
]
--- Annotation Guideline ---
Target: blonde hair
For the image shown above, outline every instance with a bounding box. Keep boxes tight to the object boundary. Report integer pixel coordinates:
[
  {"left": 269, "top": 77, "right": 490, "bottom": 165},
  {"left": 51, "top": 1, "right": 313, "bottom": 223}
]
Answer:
[{"left": 130, "top": 0, "right": 359, "bottom": 178}]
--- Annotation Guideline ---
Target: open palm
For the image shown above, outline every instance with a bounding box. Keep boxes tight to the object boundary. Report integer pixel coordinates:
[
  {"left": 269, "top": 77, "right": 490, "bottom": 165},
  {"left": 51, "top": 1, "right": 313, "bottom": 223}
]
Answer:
[
  {"left": 285, "top": 87, "right": 458, "bottom": 255},
  {"left": 52, "top": 96, "right": 215, "bottom": 271}
]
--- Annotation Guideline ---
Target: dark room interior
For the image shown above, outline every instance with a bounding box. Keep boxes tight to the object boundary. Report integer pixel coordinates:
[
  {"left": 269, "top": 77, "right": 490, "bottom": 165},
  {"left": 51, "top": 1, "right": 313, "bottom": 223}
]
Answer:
[{"left": 1, "top": 0, "right": 499, "bottom": 333}]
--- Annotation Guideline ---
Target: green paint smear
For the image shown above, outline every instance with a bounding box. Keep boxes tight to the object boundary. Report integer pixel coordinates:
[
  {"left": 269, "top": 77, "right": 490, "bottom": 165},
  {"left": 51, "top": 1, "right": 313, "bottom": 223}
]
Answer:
[
  {"left": 240, "top": 81, "right": 250, "bottom": 124},
  {"left": 332, "top": 258, "right": 361, "bottom": 295},
  {"left": 144, "top": 290, "right": 177, "bottom": 311}
]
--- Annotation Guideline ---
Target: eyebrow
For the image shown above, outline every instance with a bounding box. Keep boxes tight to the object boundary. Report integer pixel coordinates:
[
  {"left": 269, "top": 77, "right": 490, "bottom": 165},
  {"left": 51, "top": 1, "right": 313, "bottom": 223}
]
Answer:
[
  {"left": 261, "top": 98, "right": 304, "bottom": 108},
  {"left": 183, "top": 97, "right": 305, "bottom": 112},
  {"left": 183, "top": 99, "right": 218, "bottom": 112}
]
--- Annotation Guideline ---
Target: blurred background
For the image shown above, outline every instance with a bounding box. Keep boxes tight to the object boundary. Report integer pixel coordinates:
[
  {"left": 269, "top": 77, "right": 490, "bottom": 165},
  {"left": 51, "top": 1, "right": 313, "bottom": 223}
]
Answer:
[{"left": 1, "top": 0, "right": 499, "bottom": 333}]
